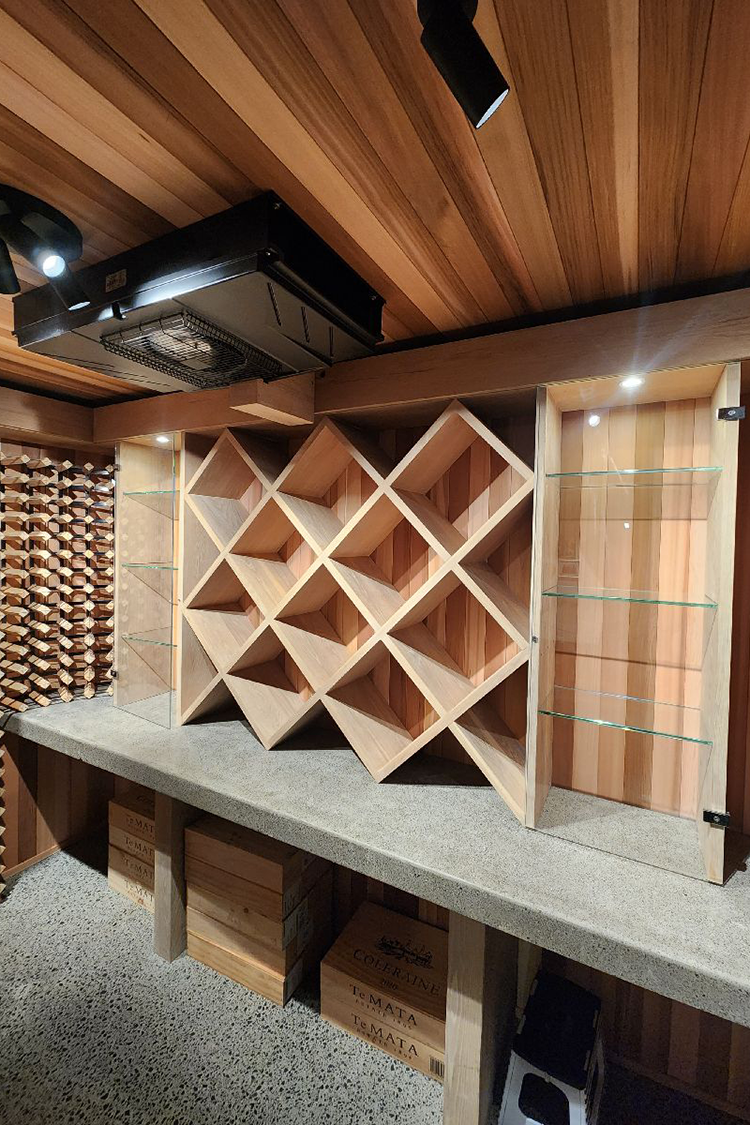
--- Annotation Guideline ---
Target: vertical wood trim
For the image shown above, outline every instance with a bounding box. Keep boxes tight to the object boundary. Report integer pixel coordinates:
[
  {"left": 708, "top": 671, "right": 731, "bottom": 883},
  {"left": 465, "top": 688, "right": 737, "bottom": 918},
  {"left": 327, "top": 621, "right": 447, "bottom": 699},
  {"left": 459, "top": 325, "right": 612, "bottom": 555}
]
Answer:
[
  {"left": 444, "top": 914, "right": 517, "bottom": 1125},
  {"left": 699, "top": 362, "right": 740, "bottom": 881},
  {"left": 526, "top": 388, "right": 561, "bottom": 824},
  {"left": 153, "top": 791, "right": 192, "bottom": 962}
]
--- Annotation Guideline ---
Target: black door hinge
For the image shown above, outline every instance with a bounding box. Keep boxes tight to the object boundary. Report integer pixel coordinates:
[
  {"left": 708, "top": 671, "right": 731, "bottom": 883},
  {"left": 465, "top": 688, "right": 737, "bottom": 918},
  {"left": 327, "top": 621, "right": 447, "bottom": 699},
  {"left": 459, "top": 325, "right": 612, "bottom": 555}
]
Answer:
[
  {"left": 111, "top": 670, "right": 118, "bottom": 680},
  {"left": 703, "top": 809, "right": 730, "bottom": 828},
  {"left": 717, "top": 406, "right": 745, "bottom": 421}
]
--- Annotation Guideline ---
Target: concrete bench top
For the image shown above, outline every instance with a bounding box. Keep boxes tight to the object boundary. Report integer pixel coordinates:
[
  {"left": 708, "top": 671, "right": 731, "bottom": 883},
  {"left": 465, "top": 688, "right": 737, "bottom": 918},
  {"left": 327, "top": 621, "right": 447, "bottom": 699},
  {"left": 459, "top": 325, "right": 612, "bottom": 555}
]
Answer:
[{"left": 6, "top": 696, "right": 750, "bottom": 1028}]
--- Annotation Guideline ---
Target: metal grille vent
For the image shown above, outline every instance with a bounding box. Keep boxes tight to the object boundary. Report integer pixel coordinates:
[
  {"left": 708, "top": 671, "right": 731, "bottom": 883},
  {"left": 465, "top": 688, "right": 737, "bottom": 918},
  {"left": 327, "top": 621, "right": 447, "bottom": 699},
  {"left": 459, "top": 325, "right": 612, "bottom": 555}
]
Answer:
[{"left": 101, "top": 310, "right": 284, "bottom": 388}]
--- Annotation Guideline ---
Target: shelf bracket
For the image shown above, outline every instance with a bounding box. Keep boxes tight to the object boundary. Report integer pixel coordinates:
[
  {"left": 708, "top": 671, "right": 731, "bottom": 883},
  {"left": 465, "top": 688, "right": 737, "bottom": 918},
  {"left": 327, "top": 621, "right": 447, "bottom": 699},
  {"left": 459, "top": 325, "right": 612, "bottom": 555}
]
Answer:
[{"left": 703, "top": 809, "right": 730, "bottom": 828}]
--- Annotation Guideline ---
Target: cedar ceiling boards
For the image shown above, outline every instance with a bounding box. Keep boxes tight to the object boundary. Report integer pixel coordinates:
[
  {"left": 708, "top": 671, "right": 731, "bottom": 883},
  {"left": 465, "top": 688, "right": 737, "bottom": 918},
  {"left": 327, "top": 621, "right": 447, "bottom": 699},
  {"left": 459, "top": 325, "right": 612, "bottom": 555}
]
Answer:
[{"left": 0, "top": 1, "right": 750, "bottom": 402}]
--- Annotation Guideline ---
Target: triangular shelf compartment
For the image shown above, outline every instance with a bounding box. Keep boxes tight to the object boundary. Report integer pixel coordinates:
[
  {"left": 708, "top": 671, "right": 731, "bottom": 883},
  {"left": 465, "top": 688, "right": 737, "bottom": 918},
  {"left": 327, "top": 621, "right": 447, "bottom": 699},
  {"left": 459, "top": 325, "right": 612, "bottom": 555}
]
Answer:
[
  {"left": 228, "top": 498, "right": 317, "bottom": 617},
  {"left": 323, "top": 642, "right": 444, "bottom": 782},
  {"left": 275, "top": 419, "right": 390, "bottom": 550},
  {"left": 450, "top": 664, "right": 529, "bottom": 823},
  {"left": 389, "top": 401, "right": 534, "bottom": 557},
  {"left": 271, "top": 566, "right": 374, "bottom": 692},
  {"left": 327, "top": 494, "right": 443, "bottom": 629},
  {"left": 184, "top": 559, "right": 264, "bottom": 672},
  {"left": 186, "top": 431, "right": 271, "bottom": 549},
  {"left": 224, "top": 629, "right": 320, "bottom": 748}
]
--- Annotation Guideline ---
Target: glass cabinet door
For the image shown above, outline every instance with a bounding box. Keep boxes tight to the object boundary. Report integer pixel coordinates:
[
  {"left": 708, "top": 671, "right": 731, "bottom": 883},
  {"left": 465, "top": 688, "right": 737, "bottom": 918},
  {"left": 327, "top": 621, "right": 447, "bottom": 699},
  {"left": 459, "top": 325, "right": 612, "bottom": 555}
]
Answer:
[{"left": 114, "top": 435, "right": 177, "bottom": 728}]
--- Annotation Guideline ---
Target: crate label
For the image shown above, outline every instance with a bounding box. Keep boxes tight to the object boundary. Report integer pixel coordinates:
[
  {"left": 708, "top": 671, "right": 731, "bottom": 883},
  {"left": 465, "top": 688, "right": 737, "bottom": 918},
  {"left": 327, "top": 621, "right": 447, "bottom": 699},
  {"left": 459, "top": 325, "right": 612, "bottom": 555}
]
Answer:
[{"left": 124, "top": 811, "right": 155, "bottom": 841}]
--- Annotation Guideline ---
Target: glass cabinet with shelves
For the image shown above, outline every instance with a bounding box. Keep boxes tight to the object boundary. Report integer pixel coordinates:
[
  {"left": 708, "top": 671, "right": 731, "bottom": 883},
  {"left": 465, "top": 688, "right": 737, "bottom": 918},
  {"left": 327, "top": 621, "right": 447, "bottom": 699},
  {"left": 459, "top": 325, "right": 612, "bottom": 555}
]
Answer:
[
  {"left": 527, "top": 363, "right": 740, "bottom": 882},
  {"left": 114, "top": 435, "right": 178, "bottom": 728}
]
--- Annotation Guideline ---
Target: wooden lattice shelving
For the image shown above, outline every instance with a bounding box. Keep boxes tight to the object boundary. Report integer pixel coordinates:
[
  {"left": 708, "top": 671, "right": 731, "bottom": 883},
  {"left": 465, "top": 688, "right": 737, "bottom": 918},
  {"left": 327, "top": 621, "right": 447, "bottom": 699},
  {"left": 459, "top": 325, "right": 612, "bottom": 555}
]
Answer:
[
  {"left": 0, "top": 451, "right": 115, "bottom": 713},
  {"left": 180, "top": 401, "right": 534, "bottom": 819}
]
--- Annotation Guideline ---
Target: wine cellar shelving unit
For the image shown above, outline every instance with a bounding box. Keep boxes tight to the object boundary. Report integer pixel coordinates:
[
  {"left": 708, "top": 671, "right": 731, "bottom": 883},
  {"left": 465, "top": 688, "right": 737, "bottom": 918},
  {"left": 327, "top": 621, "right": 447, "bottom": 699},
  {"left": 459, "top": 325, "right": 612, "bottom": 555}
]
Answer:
[
  {"left": 114, "top": 438, "right": 177, "bottom": 728},
  {"left": 179, "top": 402, "right": 535, "bottom": 820},
  {"left": 0, "top": 450, "right": 115, "bottom": 712},
  {"left": 527, "top": 363, "right": 740, "bottom": 883}
]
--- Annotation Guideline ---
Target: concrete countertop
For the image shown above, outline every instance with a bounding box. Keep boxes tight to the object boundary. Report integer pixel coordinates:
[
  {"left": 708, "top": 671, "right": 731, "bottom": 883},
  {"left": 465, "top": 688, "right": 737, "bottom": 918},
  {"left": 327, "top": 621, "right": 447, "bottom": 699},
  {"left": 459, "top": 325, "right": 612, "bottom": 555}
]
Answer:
[{"left": 6, "top": 696, "right": 750, "bottom": 1028}]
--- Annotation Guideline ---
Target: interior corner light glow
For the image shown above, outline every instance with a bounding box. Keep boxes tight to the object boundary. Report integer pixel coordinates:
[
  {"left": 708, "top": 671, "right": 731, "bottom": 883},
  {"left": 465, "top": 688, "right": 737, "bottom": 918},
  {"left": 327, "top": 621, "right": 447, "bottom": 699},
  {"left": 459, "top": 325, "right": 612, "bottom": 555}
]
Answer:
[
  {"left": 588, "top": 413, "right": 601, "bottom": 428},
  {"left": 156, "top": 434, "right": 170, "bottom": 444},
  {"left": 41, "top": 253, "right": 66, "bottom": 278},
  {"left": 621, "top": 374, "right": 645, "bottom": 390},
  {"left": 418, "top": 0, "right": 510, "bottom": 129}
]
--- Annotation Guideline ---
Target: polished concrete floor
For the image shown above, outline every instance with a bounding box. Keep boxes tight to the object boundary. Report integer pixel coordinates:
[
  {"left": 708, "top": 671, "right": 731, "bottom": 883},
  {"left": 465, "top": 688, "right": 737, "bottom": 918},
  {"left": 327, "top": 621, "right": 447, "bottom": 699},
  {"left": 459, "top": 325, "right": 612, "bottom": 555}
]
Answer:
[{"left": 0, "top": 841, "right": 742, "bottom": 1125}]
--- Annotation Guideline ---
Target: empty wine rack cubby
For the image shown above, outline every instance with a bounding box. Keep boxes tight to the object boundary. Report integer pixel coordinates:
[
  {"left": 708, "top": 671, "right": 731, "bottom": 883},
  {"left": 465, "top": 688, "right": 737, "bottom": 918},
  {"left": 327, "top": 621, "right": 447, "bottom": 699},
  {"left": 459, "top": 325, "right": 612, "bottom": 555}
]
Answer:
[{"left": 179, "top": 401, "right": 534, "bottom": 821}]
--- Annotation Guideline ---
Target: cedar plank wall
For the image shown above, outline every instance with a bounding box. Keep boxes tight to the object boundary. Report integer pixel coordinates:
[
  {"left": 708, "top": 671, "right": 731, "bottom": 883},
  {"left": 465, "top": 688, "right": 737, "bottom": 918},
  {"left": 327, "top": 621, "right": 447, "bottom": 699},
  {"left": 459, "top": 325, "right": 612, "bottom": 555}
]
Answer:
[{"left": 0, "top": 733, "right": 131, "bottom": 878}]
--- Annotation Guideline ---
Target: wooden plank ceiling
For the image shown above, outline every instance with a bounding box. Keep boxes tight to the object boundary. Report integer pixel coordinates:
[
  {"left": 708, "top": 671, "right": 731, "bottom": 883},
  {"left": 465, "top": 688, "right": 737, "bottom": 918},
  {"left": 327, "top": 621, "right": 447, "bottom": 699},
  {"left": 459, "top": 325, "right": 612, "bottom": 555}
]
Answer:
[{"left": 1, "top": 0, "right": 750, "bottom": 402}]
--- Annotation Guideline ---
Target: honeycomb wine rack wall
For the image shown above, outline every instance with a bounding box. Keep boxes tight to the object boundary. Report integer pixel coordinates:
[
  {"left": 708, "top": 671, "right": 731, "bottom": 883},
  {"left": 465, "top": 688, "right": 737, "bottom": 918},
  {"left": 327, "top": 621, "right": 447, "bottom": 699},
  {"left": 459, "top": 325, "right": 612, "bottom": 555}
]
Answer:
[{"left": 179, "top": 401, "right": 534, "bottom": 821}]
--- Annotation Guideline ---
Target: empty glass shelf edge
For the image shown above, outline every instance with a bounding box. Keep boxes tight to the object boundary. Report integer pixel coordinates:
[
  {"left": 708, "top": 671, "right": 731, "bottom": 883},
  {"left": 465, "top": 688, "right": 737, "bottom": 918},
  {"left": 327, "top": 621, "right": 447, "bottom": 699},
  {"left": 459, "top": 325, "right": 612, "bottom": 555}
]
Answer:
[
  {"left": 547, "top": 465, "right": 721, "bottom": 484},
  {"left": 122, "top": 628, "right": 175, "bottom": 648},
  {"left": 539, "top": 685, "right": 710, "bottom": 745},
  {"left": 542, "top": 582, "right": 718, "bottom": 608},
  {"left": 122, "top": 562, "right": 177, "bottom": 570}
]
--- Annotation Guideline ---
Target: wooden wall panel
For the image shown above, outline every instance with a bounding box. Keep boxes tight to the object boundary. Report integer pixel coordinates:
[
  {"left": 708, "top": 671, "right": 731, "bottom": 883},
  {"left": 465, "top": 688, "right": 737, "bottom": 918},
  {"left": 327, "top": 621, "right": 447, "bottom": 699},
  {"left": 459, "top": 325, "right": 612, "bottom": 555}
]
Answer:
[{"left": 0, "top": 734, "right": 117, "bottom": 878}]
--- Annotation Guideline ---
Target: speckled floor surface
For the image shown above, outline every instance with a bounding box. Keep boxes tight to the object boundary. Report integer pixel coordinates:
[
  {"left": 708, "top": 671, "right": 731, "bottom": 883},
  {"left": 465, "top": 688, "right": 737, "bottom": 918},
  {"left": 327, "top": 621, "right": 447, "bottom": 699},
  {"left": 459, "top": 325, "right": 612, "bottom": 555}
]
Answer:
[{"left": 0, "top": 842, "right": 742, "bottom": 1125}]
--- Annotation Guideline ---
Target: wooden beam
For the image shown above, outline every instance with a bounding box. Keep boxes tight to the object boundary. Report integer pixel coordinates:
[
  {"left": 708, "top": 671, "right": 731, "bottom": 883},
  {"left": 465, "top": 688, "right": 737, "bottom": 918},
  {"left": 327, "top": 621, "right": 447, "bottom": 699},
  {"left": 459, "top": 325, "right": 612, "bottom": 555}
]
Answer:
[
  {"left": 153, "top": 792, "right": 193, "bottom": 962},
  {"left": 317, "top": 289, "right": 750, "bottom": 415},
  {"left": 228, "top": 371, "right": 315, "bottom": 426},
  {"left": 0, "top": 385, "right": 97, "bottom": 449},
  {"left": 444, "top": 914, "right": 518, "bottom": 1125},
  {"left": 93, "top": 382, "right": 314, "bottom": 443}
]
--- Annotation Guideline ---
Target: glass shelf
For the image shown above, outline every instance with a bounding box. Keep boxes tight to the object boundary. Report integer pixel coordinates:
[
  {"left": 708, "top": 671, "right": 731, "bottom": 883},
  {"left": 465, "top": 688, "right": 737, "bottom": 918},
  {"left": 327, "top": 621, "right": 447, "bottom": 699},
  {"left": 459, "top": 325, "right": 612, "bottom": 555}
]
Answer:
[
  {"left": 122, "top": 628, "right": 176, "bottom": 649},
  {"left": 122, "top": 488, "right": 175, "bottom": 517},
  {"left": 542, "top": 581, "right": 717, "bottom": 609},
  {"left": 539, "top": 685, "right": 710, "bottom": 745},
  {"left": 547, "top": 466, "right": 721, "bottom": 485},
  {"left": 122, "top": 489, "right": 176, "bottom": 495},
  {"left": 122, "top": 562, "right": 177, "bottom": 571},
  {"left": 549, "top": 466, "right": 721, "bottom": 520}
]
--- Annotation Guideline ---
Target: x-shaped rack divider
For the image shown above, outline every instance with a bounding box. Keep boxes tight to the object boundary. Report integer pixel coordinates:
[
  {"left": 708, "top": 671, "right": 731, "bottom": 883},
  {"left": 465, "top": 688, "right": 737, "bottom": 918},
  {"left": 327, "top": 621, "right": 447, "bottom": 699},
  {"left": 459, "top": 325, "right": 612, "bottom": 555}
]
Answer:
[{"left": 180, "top": 400, "right": 534, "bottom": 822}]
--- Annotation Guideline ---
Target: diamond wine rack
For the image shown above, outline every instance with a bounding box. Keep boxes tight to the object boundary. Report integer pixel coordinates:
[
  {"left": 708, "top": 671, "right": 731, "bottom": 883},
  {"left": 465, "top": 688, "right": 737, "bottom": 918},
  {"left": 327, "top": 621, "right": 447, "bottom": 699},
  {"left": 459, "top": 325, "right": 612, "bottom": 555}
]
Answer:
[{"left": 179, "top": 401, "right": 534, "bottom": 821}]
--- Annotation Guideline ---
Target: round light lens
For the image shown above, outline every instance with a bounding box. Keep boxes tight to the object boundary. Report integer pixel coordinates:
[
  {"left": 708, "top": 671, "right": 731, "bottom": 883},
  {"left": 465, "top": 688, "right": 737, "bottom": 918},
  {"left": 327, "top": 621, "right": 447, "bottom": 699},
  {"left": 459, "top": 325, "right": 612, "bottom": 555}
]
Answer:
[
  {"left": 156, "top": 435, "right": 170, "bottom": 445},
  {"left": 41, "top": 253, "right": 66, "bottom": 278},
  {"left": 588, "top": 413, "right": 601, "bottom": 427},
  {"left": 621, "top": 374, "right": 644, "bottom": 390}
]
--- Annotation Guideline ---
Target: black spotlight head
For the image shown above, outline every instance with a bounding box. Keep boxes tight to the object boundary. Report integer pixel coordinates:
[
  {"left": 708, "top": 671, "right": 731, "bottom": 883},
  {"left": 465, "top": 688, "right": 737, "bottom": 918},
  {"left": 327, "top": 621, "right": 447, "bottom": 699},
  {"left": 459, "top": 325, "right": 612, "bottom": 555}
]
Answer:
[
  {"left": 0, "top": 184, "right": 89, "bottom": 311},
  {"left": 418, "top": 0, "right": 510, "bottom": 128},
  {"left": 0, "top": 238, "right": 19, "bottom": 295}
]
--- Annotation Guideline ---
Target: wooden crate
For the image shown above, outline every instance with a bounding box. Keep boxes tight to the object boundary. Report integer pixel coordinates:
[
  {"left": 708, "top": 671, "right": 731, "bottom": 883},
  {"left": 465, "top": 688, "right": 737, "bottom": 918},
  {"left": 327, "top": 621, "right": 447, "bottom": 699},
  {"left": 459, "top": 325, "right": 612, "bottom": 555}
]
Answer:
[
  {"left": 185, "top": 814, "right": 329, "bottom": 920},
  {"left": 321, "top": 902, "right": 447, "bottom": 1079},
  {"left": 107, "top": 844, "right": 154, "bottom": 912},
  {"left": 108, "top": 789, "right": 155, "bottom": 842},
  {"left": 187, "top": 869, "right": 332, "bottom": 972},
  {"left": 187, "top": 927, "right": 323, "bottom": 1006},
  {"left": 187, "top": 868, "right": 332, "bottom": 997},
  {"left": 107, "top": 790, "right": 156, "bottom": 911}
]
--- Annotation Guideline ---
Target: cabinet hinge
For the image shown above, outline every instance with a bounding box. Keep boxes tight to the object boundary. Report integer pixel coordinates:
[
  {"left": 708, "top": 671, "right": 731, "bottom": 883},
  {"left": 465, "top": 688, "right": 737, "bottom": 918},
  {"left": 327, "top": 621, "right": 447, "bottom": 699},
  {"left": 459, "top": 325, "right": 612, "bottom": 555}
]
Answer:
[
  {"left": 110, "top": 669, "right": 118, "bottom": 680},
  {"left": 717, "top": 406, "right": 745, "bottom": 421},
  {"left": 703, "top": 809, "right": 730, "bottom": 828}
]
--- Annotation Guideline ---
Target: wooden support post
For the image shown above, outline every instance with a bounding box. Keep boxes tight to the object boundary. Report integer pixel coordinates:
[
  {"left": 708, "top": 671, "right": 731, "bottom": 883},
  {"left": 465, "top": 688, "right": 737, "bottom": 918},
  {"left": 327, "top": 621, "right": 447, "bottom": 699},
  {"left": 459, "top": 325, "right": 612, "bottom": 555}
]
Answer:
[
  {"left": 153, "top": 792, "right": 192, "bottom": 962},
  {"left": 444, "top": 913, "right": 517, "bottom": 1125}
]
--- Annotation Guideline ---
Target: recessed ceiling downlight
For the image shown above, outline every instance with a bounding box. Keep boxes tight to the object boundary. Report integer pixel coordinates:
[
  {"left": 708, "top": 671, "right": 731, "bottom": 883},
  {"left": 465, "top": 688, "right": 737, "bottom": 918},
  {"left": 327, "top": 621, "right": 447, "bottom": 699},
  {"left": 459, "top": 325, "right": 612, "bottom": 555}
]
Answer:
[{"left": 621, "top": 374, "right": 645, "bottom": 390}]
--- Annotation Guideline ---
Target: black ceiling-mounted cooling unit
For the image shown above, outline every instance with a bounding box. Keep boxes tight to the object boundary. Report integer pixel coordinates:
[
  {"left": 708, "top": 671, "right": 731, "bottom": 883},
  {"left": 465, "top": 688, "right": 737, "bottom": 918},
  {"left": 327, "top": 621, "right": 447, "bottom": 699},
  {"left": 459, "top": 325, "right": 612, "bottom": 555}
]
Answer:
[{"left": 12, "top": 193, "right": 384, "bottom": 394}]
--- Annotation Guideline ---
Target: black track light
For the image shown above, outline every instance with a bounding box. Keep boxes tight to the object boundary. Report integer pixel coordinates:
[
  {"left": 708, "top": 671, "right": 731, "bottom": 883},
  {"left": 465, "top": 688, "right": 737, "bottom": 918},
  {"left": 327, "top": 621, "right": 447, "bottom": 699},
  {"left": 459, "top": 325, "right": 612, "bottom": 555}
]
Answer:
[
  {"left": 0, "top": 237, "right": 19, "bottom": 294},
  {"left": 418, "top": 0, "right": 510, "bottom": 129},
  {"left": 0, "top": 184, "right": 90, "bottom": 311}
]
